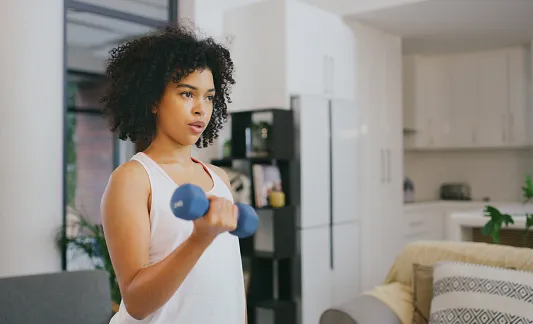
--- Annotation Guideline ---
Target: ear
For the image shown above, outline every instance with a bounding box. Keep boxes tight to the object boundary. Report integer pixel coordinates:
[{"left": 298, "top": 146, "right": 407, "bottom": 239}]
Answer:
[{"left": 151, "top": 105, "right": 158, "bottom": 114}]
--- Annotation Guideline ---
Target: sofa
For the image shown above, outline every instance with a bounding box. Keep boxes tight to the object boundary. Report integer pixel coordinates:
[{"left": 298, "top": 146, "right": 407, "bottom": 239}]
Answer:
[
  {"left": 0, "top": 269, "right": 114, "bottom": 324},
  {"left": 320, "top": 240, "right": 533, "bottom": 324}
]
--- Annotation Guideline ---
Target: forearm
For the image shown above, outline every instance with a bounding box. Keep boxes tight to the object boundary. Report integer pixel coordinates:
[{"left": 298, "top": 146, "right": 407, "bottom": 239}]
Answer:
[{"left": 122, "top": 235, "right": 212, "bottom": 320}]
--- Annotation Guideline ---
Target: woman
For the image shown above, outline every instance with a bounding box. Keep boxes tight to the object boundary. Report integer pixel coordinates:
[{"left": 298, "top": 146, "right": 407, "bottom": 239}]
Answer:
[{"left": 100, "top": 24, "right": 246, "bottom": 323}]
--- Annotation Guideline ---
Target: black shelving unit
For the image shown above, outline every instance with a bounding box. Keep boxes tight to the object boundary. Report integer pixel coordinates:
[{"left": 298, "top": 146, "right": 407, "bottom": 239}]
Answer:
[{"left": 211, "top": 108, "right": 297, "bottom": 324}]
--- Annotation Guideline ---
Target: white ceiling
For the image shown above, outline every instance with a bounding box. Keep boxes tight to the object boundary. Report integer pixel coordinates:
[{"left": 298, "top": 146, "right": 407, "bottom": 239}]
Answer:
[
  {"left": 66, "top": 0, "right": 169, "bottom": 73},
  {"left": 68, "top": 0, "right": 533, "bottom": 72},
  {"left": 300, "top": 0, "right": 428, "bottom": 16},
  {"left": 348, "top": 0, "right": 533, "bottom": 54}
]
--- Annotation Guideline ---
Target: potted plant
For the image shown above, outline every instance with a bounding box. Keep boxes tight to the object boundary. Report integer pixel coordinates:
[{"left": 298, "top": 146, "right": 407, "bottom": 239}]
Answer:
[
  {"left": 482, "top": 175, "right": 533, "bottom": 245},
  {"left": 55, "top": 208, "right": 121, "bottom": 312}
]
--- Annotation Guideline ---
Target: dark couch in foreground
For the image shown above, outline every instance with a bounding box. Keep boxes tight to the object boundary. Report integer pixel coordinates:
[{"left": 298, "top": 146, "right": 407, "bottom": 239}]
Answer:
[{"left": 0, "top": 269, "right": 113, "bottom": 324}]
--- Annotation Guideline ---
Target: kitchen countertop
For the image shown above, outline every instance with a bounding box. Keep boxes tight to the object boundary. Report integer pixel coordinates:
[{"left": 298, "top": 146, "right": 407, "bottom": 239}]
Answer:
[
  {"left": 403, "top": 200, "right": 492, "bottom": 212},
  {"left": 446, "top": 202, "right": 532, "bottom": 241}
]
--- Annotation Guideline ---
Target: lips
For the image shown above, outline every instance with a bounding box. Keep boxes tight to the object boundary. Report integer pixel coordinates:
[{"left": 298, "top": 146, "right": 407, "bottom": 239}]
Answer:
[{"left": 188, "top": 121, "right": 205, "bottom": 134}]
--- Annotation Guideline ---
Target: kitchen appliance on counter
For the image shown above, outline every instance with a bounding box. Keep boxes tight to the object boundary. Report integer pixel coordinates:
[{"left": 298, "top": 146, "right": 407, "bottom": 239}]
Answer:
[
  {"left": 439, "top": 182, "right": 471, "bottom": 201},
  {"left": 404, "top": 177, "right": 415, "bottom": 203}
]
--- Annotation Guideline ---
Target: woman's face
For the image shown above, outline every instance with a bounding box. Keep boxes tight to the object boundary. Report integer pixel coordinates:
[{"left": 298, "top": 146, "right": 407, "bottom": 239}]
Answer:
[{"left": 154, "top": 69, "right": 215, "bottom": 146}]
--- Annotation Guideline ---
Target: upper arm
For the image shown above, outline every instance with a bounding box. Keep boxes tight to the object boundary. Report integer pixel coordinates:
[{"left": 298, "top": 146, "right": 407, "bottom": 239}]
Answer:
[{"left": 101, "top": 161, "right": 151, "bottom": 294}]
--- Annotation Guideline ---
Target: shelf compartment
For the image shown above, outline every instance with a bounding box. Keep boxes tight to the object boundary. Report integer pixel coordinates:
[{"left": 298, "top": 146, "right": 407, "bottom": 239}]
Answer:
[
  {"left": 255, "top": 300, "right": 297, "bottom": 324},
  {"left": 254, "top": 206, "right": 296, "bottom": 259}
]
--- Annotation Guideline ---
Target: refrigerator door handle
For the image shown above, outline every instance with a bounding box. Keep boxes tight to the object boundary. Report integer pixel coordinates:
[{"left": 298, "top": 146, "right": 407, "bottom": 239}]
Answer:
[{"left": 323, "top": 55, "right": 329, "bottom": 95}]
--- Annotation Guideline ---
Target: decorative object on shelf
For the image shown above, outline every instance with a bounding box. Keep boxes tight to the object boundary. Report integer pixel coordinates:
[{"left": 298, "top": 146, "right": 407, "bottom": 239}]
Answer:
[
  {"left": 252, "top": 164, "right": 282, "bottom": 208},
  {"left": 482, "top": 174, "right": 533, "bottom": 245},
  {"left": 55, "top": 208, "right": 121, "bottom": 309},
  {"left": 250, "top": 121, "right": 272, "bottom": 157},
  {"left": 269, "top": 188, "right": 286, "bottom": 208}
]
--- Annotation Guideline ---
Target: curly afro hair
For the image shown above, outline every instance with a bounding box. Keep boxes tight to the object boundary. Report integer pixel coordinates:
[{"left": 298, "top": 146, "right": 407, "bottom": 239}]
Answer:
[{"left": 101, "top": 23, "right": 235, "bottom": 148}]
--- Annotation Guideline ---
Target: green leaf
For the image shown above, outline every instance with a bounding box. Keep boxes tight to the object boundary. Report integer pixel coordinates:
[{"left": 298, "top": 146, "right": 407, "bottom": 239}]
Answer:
[
  {"left": 523, "top": 214, "right": 533, "bottom": 243},
  {"left": 492, "top": 222, "right": 502, "bottom": 244},
  {"left": 482, "top": 219, "right": 493, "bottom": 236},
  {"left": 484, "top": 205, "right": 503, "bottom": 221},
  {"left": 502, "top": 213, "right": 514, "bottom": 226},
  {"left": 523, "top": 175, "right": 533, "bottom": 203}
]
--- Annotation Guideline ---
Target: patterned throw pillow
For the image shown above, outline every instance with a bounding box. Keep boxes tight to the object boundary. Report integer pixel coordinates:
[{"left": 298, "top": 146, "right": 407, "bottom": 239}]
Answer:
[{"left": 429, "top": 262, "right": 533, "bottom": 324}]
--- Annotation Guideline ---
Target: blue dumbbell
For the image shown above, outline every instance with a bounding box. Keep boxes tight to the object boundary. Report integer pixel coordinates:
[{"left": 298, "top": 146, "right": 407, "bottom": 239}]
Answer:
[{"left": 170, "top": 183, "right": 259, "bottom": 238}]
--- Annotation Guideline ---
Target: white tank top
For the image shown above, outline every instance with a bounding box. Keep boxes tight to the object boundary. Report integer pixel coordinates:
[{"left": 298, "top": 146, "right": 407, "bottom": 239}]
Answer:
[{"left": 109, "top": 152, "right": 246, "bottom": 324}]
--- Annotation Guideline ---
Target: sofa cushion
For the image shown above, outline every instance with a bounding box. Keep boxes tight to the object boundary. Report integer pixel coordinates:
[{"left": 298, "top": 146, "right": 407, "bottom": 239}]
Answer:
[
  {"left": 412, "top": 263, "right": 434, "bottom": 324},
  {"left": 0, "top": 270, "right": 113, "bottom": 324},
  {"left": 429, "top": 261, "right": 533, "bottom": 324}
]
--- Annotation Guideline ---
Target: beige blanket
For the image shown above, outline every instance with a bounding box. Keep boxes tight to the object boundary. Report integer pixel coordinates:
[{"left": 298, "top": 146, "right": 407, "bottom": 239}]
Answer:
[{"left": 363, "top": 240, "right": 533, "bottom": 324}]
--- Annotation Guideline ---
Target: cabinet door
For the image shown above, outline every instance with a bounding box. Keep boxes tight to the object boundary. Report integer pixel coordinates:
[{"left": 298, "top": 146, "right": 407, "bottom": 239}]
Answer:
[
  {"left": 223, "top": 1, "right": 289, "bottom": 110},
  {"left": 332, "top": 222, "right": 360, "bottom": 305},
  {"left": 327, "top": 20, "right": 356, "bottom": 101},
  {"left": 331, "top": 99, "right": 359, "bottom": 223},
  {"left": 295, "top": 95, "right": 330, "bottom": 228},
  {"left": 300, "top": 227, "right": 332, "bottom": 324},
  {"left": 476, "top": 50, "right": 508, "bottom": 147},
  {"left": 421, "top": 56, "right": 451, "bottom": 148},
  {"left": 449, "top": 53, "right": 478, "bottom": 147},
  {"left": 286, "top": 0, "right": 328, "bottom": 97},
  {"left": 507, "top": 48, "right": 528, "bottom": 146},
  {"left": 384, "top": 35, "right": 403, "bottom": 189}
]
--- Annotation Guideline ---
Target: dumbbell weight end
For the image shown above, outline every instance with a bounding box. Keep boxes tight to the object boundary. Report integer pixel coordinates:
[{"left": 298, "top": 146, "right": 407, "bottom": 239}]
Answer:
[{"left": 230, "top": 203, "right": 259, "bottom": 238}]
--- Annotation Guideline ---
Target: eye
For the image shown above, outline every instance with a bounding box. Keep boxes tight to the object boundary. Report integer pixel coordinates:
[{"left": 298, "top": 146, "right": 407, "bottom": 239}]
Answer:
[
  {"left": 206, "top": 95, "right": 214, "bottom": 102},
  {"left": 180, "top": 91, "right": 193, "bottom": 98}
]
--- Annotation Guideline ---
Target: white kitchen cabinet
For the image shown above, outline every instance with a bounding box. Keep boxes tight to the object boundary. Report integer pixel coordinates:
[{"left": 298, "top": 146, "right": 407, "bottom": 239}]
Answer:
[
  {"left": 223, "top": 0, "right": 355, "bottom": 111},
  {"left": 331, "top": 222, "right": 360, "bottom": 306},
  {"left": 507, "top": 47, "right": 529, "bottom": 146},
  {"left": 448, "top": 53, "right": 477, "bottom": 147},
  {"left": 297, "top": 95, "right": 331, "bottom": 229},
  {"left": 350, "top": 21, "right": 404, "bottom": 292},
  {"left": 331, "top": 98, "right": 359, "bottom": 224},
  {"left": 402, "top": 209, "right": 445, "bottom": 245},
  {"left": 476, "top": 49, "right": 509, "bottom": 147},
  {"left": 404, "top": 46, "right": 531, "bottom": 150},
  {"left": 300, "top": 226, "right": 332, "bottom": 324}
]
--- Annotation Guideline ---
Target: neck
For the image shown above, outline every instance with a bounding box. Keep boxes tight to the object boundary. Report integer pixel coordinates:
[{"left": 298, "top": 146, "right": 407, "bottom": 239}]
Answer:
[{"left": 143, "top": 132, "right": 194, "bottom": 165}]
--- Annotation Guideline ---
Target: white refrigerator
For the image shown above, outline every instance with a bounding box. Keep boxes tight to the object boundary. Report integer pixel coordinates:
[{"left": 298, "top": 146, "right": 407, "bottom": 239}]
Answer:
[{"left": 292, "top": 94, "right": 361, "bottom": 324}]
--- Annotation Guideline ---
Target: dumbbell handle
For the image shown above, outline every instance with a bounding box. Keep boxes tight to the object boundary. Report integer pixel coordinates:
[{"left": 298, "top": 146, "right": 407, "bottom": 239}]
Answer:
[{"left": 170, "top": 184, "right": 258, "bottom": 238}]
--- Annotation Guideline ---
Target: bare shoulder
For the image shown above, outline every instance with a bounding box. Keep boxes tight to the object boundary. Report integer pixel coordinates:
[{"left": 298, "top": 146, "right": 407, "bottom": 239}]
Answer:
[
  {"left": 206, "top": 163, "right": 231, "bottom": 188},
  {"left": 108, "top": 160, "right": 150, "bottom": 188},
  {"left": 102, "top": 160, "right": 151, "bottom": 209}
]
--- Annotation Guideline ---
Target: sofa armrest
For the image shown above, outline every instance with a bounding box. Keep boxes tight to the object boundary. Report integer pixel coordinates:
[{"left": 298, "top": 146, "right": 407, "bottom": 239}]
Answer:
[{"left": 320, "top": 295, "right": 402, "bottom": 324}]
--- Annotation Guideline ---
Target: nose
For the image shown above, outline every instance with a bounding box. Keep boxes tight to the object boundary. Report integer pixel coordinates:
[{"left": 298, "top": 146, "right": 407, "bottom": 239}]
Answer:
[{"left": 192, "top": 101, "right": 207, "bottom": 117}]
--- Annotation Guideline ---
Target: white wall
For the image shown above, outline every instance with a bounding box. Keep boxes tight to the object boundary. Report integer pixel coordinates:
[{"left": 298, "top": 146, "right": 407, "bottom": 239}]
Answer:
[
  {"left": 0, "top": 0, "right": 64, "bottom": 277},
  {"left": 404, "top": 149, "right": 533, "bottom": 202}
]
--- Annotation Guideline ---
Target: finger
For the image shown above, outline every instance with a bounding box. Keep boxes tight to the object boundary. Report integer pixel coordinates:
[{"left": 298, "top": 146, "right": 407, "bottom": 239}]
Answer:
[
  {"left": 232, "top": 205, "right": 238, "bottom": 219},
  {"left": 210, "top": 197, "right": 222, "bottom": 211}
]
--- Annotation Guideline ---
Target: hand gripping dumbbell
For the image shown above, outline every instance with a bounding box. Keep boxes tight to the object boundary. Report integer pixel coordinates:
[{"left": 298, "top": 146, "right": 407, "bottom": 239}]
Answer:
[{"left": 170, "top": 184, "right": 259, "bottom": 238}]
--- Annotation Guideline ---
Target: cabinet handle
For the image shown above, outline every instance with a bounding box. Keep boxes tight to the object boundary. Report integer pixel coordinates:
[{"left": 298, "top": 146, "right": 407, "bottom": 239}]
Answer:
[
  {"left": 381, "top": 149, "right": 385, "bottom": 183},
  {"left": 502, "top": 114, "right": 507, "bottom": 142},
  {"left": 508, "top": 111, "right": 514, "bottom": 142},
  {"left": 409, "top": 220, "right": 424, "bottom": 227},
  {"left": 387, "top": 149, "right": 391, "bottom": 183}
]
